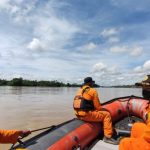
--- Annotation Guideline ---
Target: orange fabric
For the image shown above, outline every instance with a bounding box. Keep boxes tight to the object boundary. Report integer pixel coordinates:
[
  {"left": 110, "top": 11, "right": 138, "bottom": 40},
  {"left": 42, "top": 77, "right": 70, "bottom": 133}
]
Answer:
[
  {"left": 143, "top": 123, "right": 150, "bottom": 143},
  {"left": 119, "top": 122, "right": 150, "bottom": 150},
  {"left": 78, "top": 110, "right": 113, "bottom": 138},
  {"left": 119, "top": 137, "right": 150, "bottom": 150},
  {"left": 74, "top": 85, "right": 101, "bottom": 111},
  {"left": 0, "top": 130, "right": 21, "bottom": 144},
  {"left": 74, "top": 85, "right": 113, "bottom": 138},
  {"left": 73, "top": 97, "right": 82, "bottom": 109},
  {"left": 131, "top": 122, "right": 147, "bottom": 138}
]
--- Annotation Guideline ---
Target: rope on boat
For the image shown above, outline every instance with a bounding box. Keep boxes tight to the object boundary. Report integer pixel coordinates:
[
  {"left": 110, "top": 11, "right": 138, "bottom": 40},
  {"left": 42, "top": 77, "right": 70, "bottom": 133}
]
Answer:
[{"left": 30, "top": 125, "right": 56, "bottom": 133}]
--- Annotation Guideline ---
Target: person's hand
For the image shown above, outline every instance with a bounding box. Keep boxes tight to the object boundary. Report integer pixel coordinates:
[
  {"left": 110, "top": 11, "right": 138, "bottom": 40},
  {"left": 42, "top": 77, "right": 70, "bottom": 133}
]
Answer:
[{"left": 20, "top": 130, "right": 31, "bottom": 138}]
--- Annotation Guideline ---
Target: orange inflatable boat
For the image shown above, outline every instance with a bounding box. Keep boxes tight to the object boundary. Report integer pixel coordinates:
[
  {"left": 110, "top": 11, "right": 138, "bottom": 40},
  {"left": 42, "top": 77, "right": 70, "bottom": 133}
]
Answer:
[{"left": 12, "top": 95, "right": 149, "bottom": 150}]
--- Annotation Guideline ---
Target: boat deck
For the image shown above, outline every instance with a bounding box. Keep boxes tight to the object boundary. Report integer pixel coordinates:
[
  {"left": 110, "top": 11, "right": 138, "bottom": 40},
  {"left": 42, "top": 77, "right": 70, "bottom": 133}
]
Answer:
[{"left": 90, "top": 140, "right": 118, "bottom": 150}]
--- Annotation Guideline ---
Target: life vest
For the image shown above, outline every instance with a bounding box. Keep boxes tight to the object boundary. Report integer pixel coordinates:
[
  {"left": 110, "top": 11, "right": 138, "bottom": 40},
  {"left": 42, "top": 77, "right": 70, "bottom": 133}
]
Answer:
[{"left": 73, "top": 87, "right": 94, "bottom": 111}]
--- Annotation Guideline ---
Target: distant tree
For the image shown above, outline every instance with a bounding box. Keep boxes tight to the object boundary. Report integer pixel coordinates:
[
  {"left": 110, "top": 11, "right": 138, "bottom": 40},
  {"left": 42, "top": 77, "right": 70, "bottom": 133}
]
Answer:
[
  {"left": 93, "top": 83, "right": 100, "bottom": 88},
  {"left": 66, "top": 83, "right": 71, "bottom": 87},
  {"left": 0, "top": 79, "right": 7, "bottom": 85},
  {"left": 8, "top": 78, "right": 23, "bottom": 86},
  {"left": 38, "top": 81, "right": 51, "bottom": 86},
  {"left": 48, "top": 80, "right": 65, "bottom": 87},
  {"left": 0, "top": 77, "right": 82, "bottom": 87},
  {"left": 22, "top": 80, "right": 38, "bottom": 86}
]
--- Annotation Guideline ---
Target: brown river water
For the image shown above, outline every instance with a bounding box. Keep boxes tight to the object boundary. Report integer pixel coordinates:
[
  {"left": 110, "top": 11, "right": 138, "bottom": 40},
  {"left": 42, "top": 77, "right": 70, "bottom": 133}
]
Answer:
[{"left": 0, "top": 86, "right": 142, "bottom": 149}]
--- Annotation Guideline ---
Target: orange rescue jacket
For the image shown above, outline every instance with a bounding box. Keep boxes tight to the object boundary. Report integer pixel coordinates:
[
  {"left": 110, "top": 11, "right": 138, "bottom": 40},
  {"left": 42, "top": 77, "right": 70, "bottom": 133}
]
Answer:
[{"left": 73, "top": 85, "right": 101, "bottom": 116}]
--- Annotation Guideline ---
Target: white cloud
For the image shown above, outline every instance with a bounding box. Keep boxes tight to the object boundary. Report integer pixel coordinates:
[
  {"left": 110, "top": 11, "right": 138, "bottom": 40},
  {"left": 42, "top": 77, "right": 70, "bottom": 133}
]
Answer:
[
  {"left": 143, "top": 60, "right": 150, "bottom": 71},
  {"left": 79, "top": 42, "right": 97, "bottom": 52},
  {"left": 91, "top": 62, "right": 120, "bottom": 77},
  {"left": 1, "top": 0, "right": 80, "bottom": 56},
  {"left": 110, "top": 46, "right": 127, "bottom": 53},
  {"left": 29, "top": 15, "right": 79, "bottom": 53},
  {"left": 130, "top": 47, "right": 143, "bottom": 56},
  {"left": 111, "top": 0, "right": 150, "bottom": 12},
  {"left": 0, "top": 0, "right": 10, "bottom": 9},
  {"left": 0, "top": 0, "right": 149, "bottom": 86},
  {"left": 85, "top": 42, "right": 97, "bottom": 50},
  {"left": 92, "top": 62, "right": 106, "bottom": 73},
  {"left": 108, "top": 66, "right": 120, "bottom": 75},
  {"left": 108, "top": 37, "right": 120, "bottom": 43},
  {"left": 133, "top": 60, "right": 150, "bottom": 74},
  {"left": 0, "top": 0, "right": 37, "bottom": 24},
  {"left": 110, "top": 45, "right": 143, "bottom": 57},
  {"left": 27, "top": 38, "right": 43, "bottom": 51},
  {"left": 0, "top": 0, "right": 81, "bottom": 81},
  {"left": 101, "top": 28, "right": 120, "bottom": 43},
  {"left": 133, "top": 66, "right": 142, "bottom": 73},
  {"left": 90, "top": 61, "right": 149, "bottom": 86},
  {"left": 117, "top": 76, "right": 124, "bottom": 80},
  {"left": 101, "top": 28, "right": 119, "bottom": 37}
]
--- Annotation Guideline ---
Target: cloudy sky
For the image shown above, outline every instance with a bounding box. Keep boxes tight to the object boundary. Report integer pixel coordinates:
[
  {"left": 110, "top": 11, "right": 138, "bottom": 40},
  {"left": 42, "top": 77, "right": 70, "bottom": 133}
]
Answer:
[{"left": 0, "top": 0, "right": 150, "bottom": 85}]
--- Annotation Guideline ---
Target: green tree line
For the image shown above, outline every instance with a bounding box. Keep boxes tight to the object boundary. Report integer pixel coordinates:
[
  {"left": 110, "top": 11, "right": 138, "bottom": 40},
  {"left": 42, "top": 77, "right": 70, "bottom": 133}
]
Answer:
[{"left": 0, "top": 78, "right": 81, "bottom": 87}]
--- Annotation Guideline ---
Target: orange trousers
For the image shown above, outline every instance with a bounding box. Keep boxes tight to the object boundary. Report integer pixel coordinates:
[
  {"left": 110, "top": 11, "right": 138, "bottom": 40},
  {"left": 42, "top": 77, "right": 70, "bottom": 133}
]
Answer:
[
  {"left": 77, "top": 110, "right": 113, "bottom": 138},
  {"left": 119, "top": 122, "right": 150, "bottom": 150}
]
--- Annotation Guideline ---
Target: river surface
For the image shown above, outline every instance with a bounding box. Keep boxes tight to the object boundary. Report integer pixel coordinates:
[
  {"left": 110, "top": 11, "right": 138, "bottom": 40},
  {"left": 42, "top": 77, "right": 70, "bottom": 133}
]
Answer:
[{"left": 0, "top": 86, "right": 142, "bottom": 149}]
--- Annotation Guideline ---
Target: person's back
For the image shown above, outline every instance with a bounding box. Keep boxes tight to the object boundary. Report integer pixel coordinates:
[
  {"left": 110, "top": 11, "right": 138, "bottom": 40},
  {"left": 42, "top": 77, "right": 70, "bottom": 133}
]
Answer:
[
  {"left": 73, "top": 77, "right": 118, "bottom": 145},
  {"left": 74, "top": 84, "right": 101, "bottom": 116}
]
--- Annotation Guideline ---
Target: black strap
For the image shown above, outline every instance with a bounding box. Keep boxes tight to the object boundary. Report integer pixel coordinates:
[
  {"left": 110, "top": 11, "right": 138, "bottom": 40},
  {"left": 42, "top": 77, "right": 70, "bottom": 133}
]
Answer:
[{"left": 81, "top": 87, "right": 90, "bottom": 96}]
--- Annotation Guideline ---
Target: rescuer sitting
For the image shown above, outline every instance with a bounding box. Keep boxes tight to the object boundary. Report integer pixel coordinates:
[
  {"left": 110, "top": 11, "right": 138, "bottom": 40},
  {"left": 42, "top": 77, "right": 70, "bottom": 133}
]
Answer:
[
  {"left": 73, "top": 77, "right": 118, "bottom": 145},
  {"left": 0, "top": 129, "right": 31, "bottom": 144}
]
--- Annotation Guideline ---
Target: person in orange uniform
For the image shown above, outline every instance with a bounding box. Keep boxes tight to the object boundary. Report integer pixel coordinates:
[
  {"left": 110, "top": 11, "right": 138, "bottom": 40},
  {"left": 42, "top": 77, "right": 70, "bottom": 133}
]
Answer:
[
  {"left": 119, "top": 118, "right": 150, "bottom": 150},
  {"left": 0, "top": 129, "right": 31, "bottom": 144},
  {"left": 119, "top": 75, "right": 150, "bottom": 150},
  {"left": 73, "top": 77, "right": 118, "bottom": 145}
]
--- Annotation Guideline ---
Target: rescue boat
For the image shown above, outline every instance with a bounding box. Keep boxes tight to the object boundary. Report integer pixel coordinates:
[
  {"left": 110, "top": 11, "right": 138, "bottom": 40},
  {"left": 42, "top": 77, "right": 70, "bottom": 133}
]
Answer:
[{"left": 11, "top": 95, "right": 149, "bottom": 150}]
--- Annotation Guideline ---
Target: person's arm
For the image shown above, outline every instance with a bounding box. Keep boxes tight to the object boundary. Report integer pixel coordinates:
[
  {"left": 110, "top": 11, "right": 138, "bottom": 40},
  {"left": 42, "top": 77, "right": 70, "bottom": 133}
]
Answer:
[
  {"left": 92, "top": 89, "right": 101, "bottom": 111},
  {"left": 0, "top": 130, "right": 22, "bottom": 144},
  {"left": 0, "top": 130, "right": 31, "bottom": 144}
]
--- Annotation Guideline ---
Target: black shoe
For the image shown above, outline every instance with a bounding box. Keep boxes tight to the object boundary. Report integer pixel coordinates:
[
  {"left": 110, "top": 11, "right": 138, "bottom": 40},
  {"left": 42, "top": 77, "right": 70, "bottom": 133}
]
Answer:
[{"left": 103, "top": 136, "right": 119, "bottom": 145}]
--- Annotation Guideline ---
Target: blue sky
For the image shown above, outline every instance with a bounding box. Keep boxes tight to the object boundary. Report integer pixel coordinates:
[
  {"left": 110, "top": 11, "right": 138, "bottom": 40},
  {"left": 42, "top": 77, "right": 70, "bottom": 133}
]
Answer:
[{"left": 0, "top": 0, "right": 150, "bottom": 85}]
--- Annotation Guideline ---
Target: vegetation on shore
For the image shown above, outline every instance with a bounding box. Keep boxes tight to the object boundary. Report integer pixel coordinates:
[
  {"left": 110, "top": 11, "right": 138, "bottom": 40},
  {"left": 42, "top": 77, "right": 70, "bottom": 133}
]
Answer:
[
  {"left": 0, "top": 78, "right": 137, "bottom": 87},
  {"left": 0, "top": 78, "right": 81, "bottom": 87},
  {"left": 101, "top": 85, "right": 138, "bottom": 88}
]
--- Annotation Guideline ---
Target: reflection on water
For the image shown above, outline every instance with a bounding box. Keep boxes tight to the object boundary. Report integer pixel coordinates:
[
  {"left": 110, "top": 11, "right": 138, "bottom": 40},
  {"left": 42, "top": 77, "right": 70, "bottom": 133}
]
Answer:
[{"left": 0, "top": 86, "right": 142, "bottom": 149}]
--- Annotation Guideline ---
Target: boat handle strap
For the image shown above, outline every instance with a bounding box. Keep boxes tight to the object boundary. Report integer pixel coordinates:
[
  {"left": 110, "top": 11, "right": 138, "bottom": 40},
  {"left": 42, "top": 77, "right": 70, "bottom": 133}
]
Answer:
[{"left": 30, "top": 125, "right": 56, "bottom": 133}]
